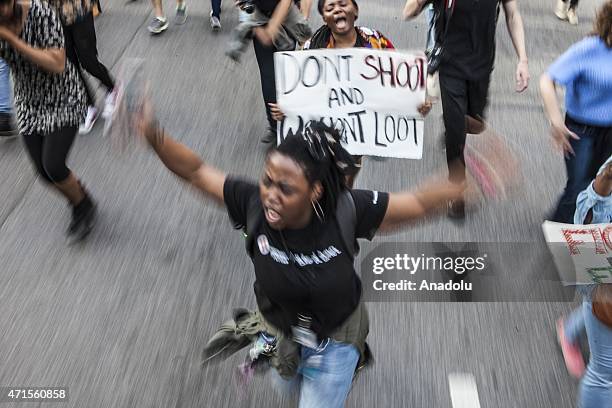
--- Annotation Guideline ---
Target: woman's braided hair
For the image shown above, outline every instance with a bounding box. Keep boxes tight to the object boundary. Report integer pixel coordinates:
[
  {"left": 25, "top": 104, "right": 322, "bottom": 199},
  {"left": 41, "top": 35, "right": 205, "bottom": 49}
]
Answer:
[{"left": 269, "top": 121, "right": 359, "bottom": 217}]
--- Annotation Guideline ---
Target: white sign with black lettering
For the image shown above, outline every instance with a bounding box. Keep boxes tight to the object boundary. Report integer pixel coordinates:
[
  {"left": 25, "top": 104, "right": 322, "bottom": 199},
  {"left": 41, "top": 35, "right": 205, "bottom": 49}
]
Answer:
[{"left": 274, "top": 48, "right": 427, "bottom": 159}]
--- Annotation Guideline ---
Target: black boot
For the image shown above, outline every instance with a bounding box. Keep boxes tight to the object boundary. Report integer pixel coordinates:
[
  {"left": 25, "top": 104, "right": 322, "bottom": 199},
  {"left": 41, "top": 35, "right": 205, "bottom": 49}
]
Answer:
[{"left": 67, "top": 187, "right": 97, "bottom": 242}]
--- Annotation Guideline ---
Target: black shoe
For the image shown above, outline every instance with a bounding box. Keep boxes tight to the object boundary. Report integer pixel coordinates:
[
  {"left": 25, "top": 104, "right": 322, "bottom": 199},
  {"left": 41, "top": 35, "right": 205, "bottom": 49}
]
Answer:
[
  {"left": 0, "top": 112, "right": 18, "bottom": 139},
  {"left": 261, "top": 127, "right": 277, "bottom": 144},
  {"left": 447, "top": 199, "right": 465, "bottom": 220},
  {"left": 67, "top": 189, "right": 97, "bottom": 242}
]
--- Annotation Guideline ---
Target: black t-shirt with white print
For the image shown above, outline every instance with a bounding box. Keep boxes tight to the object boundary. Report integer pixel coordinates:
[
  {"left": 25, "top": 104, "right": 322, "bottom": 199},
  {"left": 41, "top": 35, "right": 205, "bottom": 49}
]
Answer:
[
  {"left": 438, "top": 0, "right": 502, "bottom": 80},
  {"left": 224, "top": 177, "right": 389, "bottom": 338}
]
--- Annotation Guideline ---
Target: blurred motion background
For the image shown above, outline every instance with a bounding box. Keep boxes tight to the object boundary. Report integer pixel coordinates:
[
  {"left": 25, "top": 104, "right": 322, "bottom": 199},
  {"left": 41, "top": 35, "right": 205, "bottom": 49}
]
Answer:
[{"left": 0, "top": 0, "right": 606, "bottom": 406}]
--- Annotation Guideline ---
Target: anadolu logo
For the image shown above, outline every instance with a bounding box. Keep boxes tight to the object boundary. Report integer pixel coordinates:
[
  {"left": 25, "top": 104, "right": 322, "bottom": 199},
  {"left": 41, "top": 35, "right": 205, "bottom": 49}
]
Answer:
[{"left": 257, "top": 235, "right": 270, "bottom": 255}]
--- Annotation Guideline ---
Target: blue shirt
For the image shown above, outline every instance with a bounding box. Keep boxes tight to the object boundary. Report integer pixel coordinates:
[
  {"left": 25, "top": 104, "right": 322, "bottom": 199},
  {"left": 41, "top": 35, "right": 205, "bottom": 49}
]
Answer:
[{"left": 548, "top": 37, "right": 612, "bottom": 127}]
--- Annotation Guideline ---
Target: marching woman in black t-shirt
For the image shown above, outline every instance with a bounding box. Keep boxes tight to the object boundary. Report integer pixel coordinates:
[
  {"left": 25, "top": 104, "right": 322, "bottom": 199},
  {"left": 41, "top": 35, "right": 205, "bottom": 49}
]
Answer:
[
  {"left": 134, "top": 91, "right": 462, "bottom": 405},
  {"left": 0, "top": 0, "right": 96, "bottom": 241}
]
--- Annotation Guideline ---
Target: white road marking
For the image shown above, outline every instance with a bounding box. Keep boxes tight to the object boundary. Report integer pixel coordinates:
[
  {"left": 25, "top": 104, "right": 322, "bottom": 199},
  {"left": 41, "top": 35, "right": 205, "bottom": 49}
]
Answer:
[{"left": 448, "top": 373, "right": 481, "bottom": 408}]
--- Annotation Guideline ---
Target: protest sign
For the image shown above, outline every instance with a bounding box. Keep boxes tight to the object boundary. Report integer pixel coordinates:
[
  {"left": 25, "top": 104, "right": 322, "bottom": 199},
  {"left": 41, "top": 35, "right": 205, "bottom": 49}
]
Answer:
[
  {"left": 274, "top": 48, "right": 426, "bottom": 159},
  {"left": 542, "top": 221, "right": 612, "bottom": 285}
]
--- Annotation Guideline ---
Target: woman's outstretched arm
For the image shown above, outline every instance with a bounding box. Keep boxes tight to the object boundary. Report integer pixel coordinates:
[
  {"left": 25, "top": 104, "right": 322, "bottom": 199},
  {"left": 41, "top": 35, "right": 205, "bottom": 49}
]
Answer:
[
  {"left": 138, "top": 106, "right": 226, "bottom": 205},
  {"left": 379, "top": 179, "right": 464, "bottom": 231}
]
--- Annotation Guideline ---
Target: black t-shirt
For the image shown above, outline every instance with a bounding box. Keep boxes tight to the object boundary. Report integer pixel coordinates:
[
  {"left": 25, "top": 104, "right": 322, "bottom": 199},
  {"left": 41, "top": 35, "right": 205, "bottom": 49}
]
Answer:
[
  {"left": 223, "top": 177, "right": 389, "bottom": 337},
  {"left": 438, "top": 0, "right": 502, "bottom": 80},
  {"left": 254, "top": 0, "right": 300, "bottom": 14}
]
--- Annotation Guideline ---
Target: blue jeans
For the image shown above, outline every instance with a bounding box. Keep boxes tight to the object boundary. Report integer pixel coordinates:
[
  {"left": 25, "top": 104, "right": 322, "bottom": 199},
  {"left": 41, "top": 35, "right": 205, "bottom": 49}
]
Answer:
[
  {"left": 272, "top": 340, "right": 359, "bottom": 408},
  {"left": 564, "top": 301, "right": 612, "bottom": 408},
  {"left": 211, "top": 0, "right": 221, "bottom": 17},
  {"left": 0, "top": 59, "right": 12, "bottom": 114},
  {"left": 552, "top": 115, "right": 610, "bottom": 223}
]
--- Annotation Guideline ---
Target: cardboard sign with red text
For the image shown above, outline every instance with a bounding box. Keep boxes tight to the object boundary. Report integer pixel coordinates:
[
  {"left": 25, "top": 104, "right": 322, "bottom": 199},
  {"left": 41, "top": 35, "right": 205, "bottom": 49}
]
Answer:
[
  {"left": 543, "top": 221, "right": 612, "bottom": 285},
  {"left": 274, "top": 48, "right": 426, "bottom": 159}
]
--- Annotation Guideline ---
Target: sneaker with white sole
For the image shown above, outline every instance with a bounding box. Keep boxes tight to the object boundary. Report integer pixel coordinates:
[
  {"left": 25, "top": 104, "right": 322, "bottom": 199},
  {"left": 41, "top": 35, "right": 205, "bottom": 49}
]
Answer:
[
  {"left": 102, "top": 90, "right": 117, "bottom": 120},
  {"left": 79, "top": 106, "right": 99, "bottom": 134},
  {"left": 175, "top": 4, "right": 187, "bottom": 25},
  {"left": 210, "top": 11, "right": 221, "bottom": 31},
  {"left": 567, "top": 8, "right": 578, "bottom": 25},
  {"left": 555, "top": 0, "right": 568, "bottom": 20},
  {"left": 148, "top": 17, "right": 169, "bottom": 34}
]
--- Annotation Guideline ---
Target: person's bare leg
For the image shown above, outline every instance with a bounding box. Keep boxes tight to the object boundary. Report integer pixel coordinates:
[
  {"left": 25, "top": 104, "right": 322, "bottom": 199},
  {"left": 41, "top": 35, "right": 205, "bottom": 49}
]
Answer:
[
  {"left": 54, "top": 172, "right": 85, "bottom": 205},
  {"left": 152, "top": 0, "right": 164, "bottom": 18},
  {"left": 465, "top": 115, "right": 485, "bottom": 135}
]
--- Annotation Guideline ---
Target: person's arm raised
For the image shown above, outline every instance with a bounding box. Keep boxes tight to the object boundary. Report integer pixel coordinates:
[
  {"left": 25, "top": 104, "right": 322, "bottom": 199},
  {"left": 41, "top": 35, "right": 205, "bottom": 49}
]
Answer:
[
  {"left": 139, "top": 109, "right": 226, "bottom": 205},
  {"left": 254, "top": 0, "right": 293, "bottom": 46},
  {"left": 379, "top": 179, "right": 464, "bottom": 231},
  {"left": 0, "top": 28, "right": 65, "bottom": 74}
]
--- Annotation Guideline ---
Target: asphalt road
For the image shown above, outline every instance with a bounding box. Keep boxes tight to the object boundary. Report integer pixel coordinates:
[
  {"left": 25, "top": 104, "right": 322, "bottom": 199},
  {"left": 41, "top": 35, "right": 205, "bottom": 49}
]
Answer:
[{"left": 0, "top": 0, "right": 606, "bottom": 407}]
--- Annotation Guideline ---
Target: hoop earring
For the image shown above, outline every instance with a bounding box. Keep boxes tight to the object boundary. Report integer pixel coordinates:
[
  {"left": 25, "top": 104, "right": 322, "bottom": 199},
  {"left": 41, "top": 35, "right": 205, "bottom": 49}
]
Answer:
[{"left": 312, "top": 199, "right": 325, "bottom": 222}]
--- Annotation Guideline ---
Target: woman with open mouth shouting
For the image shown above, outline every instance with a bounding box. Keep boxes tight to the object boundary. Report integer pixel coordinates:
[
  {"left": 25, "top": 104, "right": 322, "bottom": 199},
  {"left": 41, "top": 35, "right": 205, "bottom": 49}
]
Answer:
[
  {"left": 270, "top": 0, "right": 433, "bottom": 188},
  {"left": 135, "top": 87, "right": 460, "bottom": 406}
]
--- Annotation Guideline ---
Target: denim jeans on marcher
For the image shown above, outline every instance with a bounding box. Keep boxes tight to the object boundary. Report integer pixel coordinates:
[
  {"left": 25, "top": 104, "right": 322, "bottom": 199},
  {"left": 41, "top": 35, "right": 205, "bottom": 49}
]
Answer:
[
  {"left": 565, "top": 301, "right": 612, "bottom": 408},
  {"left": 552, "top": 115, "right": 609, "bottom": 223},
  {"left": 211, "top": 0, "right": 221, "bottom": 18},
  {"left": 271, "top": 340, "right": 359, "bottom": 408},
  {"left": 0, "top": 59, "right": 12, "bottom": 113}
]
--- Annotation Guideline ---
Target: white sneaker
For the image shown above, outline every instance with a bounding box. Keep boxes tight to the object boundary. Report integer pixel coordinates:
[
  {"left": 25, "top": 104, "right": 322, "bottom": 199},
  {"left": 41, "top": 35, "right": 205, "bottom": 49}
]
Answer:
[
  {"left": 102, "top": 90, "right": 117, "bottom": 120},
  {"left": 79, "top": 106, "right": 99, "bottom": 135},
  {"left": 210, "top": 11, "right": 221, "bottom": 31},
  {"left": 555, "top": 0, "right": 568, "bottom": 20},
  {"left": 567, "top": 8, "right": 578, "bottom": 25}
]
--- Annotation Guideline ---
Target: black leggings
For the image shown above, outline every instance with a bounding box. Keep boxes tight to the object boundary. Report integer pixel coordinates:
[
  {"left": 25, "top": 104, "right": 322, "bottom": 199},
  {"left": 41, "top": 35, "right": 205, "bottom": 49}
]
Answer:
[
  {"left": 22, "top": 126, "right": 78, "bottom": 184},
  {"left": 64, "top": 12, "right": 115, "bottom": 105},
  {"left": 253, "top": 37, "right": 278, "bottom": 131}
]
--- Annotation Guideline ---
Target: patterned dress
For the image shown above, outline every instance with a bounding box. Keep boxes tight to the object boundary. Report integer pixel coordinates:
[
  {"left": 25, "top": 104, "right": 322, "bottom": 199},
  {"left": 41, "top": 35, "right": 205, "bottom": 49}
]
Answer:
[{"left": 0, "top": 0, "right": 87, "bottom": 136}]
